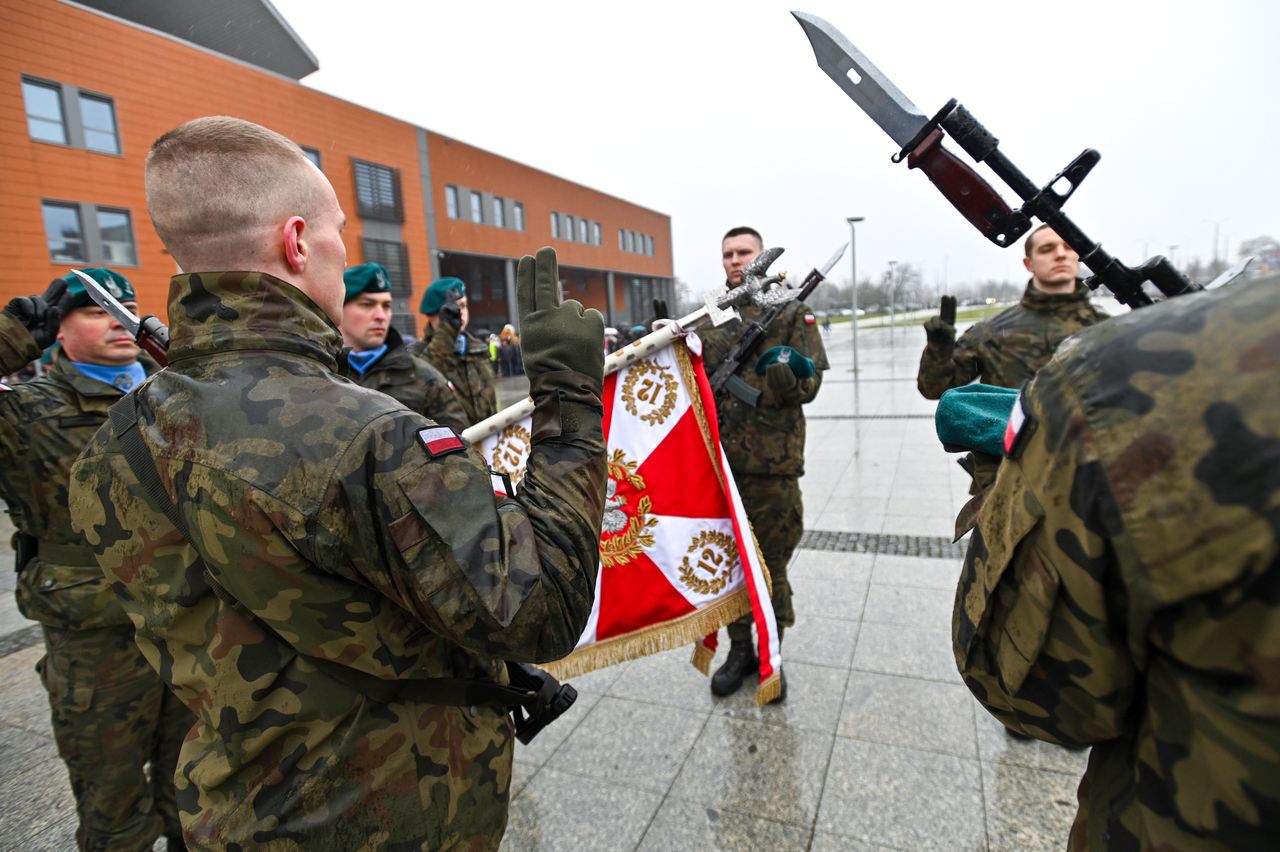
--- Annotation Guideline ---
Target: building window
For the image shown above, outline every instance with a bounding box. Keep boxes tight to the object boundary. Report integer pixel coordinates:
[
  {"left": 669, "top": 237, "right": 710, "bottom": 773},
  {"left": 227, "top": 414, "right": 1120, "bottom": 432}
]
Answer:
[
  {"left": 492, "top": 196, "right": 505, "bottom": 228},
  {"left": 645, "top": 235, "right": 654, "bottom": 256},
  {"left": 42, "top": 201, "right": 84, "bottom": 262},
  {"left": 23, "top": 78, "right": 67, "bottom": 145},
  {"left": 362, "top": 238, "right": 415, "bottom": 336},
  {"left": 444, "top": 185, "right": 458, "bottom": 219},
  {"left": 592, "top": 222, "right": 601, "bottom": 246},
  {"left": 96, "top": 207, "right": 136, "bottom": 265},
  {"left": 469, "top": 191, "right": 483, "bottom": 224},
  {"left": 513, "top": 202, "right": 525, "bottom": 232},
  {"left": 352, "top": 159, "right": 403, "bottom": 222},
  {"left": 301, "top": 146, "right": 322, "bottom": 170},
  {"left": 551, "top": 212, "right": 560, "bottom": 239},
  {"left": 78, "top": 93, "right": 119, "bottom": 154},
  {"left": 626, "top": 231, "right": 635, "bottom": 253},
  {"left": 577, "top": 218, "right": 588, "bottom": 243},
  {"left": 618, "top": 229, "right": 625, "bottom": 251}
]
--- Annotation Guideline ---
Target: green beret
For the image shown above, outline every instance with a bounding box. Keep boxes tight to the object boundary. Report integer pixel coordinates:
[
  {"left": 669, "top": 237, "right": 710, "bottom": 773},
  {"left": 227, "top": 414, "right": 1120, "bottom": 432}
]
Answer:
[
  {"left": 60, "top": 267, "right": 134, "bottom": 310},
  {"left": 754, "top": 345, "right": 815, "bottom": 379},
  {"left": 935, "top": 384, "right": 1020, "bottom": 457},
  {"left": 419, "top": 277, "right": 466, "bottom": 315},
  {"left": 343, "top": 263, "right": 392, "bottom": 303}
]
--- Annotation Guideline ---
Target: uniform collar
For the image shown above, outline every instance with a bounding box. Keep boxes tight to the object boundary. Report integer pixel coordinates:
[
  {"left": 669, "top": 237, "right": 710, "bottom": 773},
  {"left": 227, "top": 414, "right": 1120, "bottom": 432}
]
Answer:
[
  {"left": 1020, "top": 278, "right": 1092, "bottom": 312},
  {"left": 49, "top": 347, "right": 136, "bottom": 399},
  {"left": 165, "top": 272, "right": 342, "bottom": 371}
]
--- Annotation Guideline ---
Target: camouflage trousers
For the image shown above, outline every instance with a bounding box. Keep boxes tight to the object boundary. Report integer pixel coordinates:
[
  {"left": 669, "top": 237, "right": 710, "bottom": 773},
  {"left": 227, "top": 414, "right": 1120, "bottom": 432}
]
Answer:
[
  {"left": 37, "top": 624, "right": 192, "bottom": 851},
  {"left": 727, "top": 475, "right": 802, "bottom": 644}
]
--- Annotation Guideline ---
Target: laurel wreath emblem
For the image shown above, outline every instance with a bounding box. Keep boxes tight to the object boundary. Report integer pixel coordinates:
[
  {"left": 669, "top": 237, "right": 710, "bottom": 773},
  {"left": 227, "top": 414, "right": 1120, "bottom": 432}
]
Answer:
[
  {"left": 600, "top": 449, "right": 658, "bottom": 567},
  {"left": 621, "top": 358, "right": 678, "bottom": 426},
  {"left": 678, "top": 529, "right": 737, "bottom": 596},
  {"left": 491, "top": 424, "right": 532, "bottom": 484}
]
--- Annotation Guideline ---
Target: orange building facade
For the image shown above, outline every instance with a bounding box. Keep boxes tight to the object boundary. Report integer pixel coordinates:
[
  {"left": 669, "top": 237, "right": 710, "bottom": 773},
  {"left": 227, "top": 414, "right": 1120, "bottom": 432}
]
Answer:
[{"left": 0, "top": 0, "right": 674, "bottom": 337}]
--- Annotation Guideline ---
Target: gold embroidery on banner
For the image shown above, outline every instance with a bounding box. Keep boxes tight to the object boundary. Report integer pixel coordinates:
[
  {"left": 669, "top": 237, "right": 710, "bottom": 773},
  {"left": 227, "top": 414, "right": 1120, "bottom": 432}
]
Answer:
[
  {"left": 621, "top": 357, "right": 679, "bottom": 426},
  {"left": 679, "top": 529, "right": 737, "bottom": 596},
  {"left": 600, "top": 449, "right": 658, "bottom": 567},
  {"left": 490, "top": 424, "right": 531, "bottom": 485}
]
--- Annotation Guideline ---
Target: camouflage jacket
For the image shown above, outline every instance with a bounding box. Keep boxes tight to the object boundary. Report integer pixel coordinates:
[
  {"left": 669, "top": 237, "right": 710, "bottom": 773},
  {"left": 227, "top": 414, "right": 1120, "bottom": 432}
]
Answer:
[
  {"left": 953, "top": 278, "right": 1280, "bottom": 850},
  {"left": 699, "top": 296, "right": 829, "bottom": 477},
  {"left": 338, "top": 326, "right": 469, "bottom": 434},
  {"left": 0, "top": 313, "right": 153, "bottom": 629},
  {"left": 69, "top": 272, "right": 607, "bottom": 850},
  {"left": 409, "top": 326, "right": 497, "bottom": 426},
  {"left": 918, "top": 280, "right": 1107, "bottom": 399}
]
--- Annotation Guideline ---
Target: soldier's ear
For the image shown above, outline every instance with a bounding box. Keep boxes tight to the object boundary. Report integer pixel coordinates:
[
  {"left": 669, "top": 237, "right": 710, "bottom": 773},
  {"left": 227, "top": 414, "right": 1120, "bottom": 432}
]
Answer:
[{"left": 282, "top": 216, "right": 308, "bottom": 273}]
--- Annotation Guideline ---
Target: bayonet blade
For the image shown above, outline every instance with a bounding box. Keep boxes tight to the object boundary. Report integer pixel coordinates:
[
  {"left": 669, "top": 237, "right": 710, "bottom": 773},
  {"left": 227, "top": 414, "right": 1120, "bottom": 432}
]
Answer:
[
  {"left": 792, "top": 11, "right": 929, "bottom": 149},
  {"left": 1205, "top": 256, "right": 1253, "bottom": 290},
  {"left": 70, "top": 268, "right": 140, "bottom": 337},
  {"left": 820, "top": 242, "right": 849, "bottom": 278}
]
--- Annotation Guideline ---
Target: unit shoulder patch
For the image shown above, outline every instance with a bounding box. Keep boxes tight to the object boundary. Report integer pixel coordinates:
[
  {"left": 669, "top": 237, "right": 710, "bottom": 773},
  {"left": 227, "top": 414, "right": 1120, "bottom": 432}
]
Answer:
[
  {"left": 416, "top": 425, "right": 465, "bottom": 458},
  {"left": 1002, "top": 391, "right": 1037, "bottom": 458}
]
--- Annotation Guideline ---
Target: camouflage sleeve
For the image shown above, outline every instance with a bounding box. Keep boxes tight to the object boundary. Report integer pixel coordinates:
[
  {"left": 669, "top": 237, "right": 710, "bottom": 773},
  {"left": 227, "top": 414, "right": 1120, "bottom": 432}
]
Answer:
[
  {"left": 317, "top": 385, "right": 606, "bottom": 663},
  {"left": 413, "top": 356, "right": 469, "bottom": 434},
  {"left": 952, "top": 371, "right": 1138, "bottom": 746},
  {"left": 0, "top": 312, "right": 40, "bottom": 376},
  {"left": 917, "top": 324, "right": 982, "bottom": 400},
  {"left": 424, "top": 325, "right": 457, "bottom": 376}
]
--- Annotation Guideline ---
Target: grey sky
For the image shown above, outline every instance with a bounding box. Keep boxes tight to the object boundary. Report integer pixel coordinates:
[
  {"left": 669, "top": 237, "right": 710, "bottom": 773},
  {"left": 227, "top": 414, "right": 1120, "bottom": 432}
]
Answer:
[{"left": 270, "top": 0, "right": 1278, "bottom": 295}]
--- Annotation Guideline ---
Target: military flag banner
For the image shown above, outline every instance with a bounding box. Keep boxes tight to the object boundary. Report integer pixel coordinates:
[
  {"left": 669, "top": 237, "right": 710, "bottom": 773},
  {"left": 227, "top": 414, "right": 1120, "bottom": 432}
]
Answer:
[{"left": 476, "top": 338, "right": 783, "bottom": 704}]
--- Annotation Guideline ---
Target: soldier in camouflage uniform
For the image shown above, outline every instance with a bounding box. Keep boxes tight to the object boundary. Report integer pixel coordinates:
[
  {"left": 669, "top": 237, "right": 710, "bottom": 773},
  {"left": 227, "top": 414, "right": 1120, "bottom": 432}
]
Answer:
[
  {"left": 698, "top": 227, "right": 829, "bottom": 699},
  {"left": 952, "top": 276, "right": 1279, "bottom": 849},
  {"left": 409, "top": 277, "right": 498, "bottom": 426},
  {"left": 1, "top": 268, "right": 190, "bottom": 851},
  {"left": 917, "top": 225, "right": 1108, "bottom": 399},
  {"left": 69, "top": 116, "right": 606, "bottom": 851},
  {"left": 337, "top": 262, "right": 468, "bottom": 433}
]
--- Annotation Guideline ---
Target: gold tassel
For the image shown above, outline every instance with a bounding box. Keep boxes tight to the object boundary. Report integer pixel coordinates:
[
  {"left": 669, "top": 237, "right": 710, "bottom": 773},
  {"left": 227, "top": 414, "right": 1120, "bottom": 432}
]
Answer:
[
  {"left": 690, "top": 641, "right": 715, "bottom": 676},
  {"left": 755, "top": 671, "right": 782, "bottom": 706},
  {"left": 541, "top": 587, "right": 751, "bottom": 680}
]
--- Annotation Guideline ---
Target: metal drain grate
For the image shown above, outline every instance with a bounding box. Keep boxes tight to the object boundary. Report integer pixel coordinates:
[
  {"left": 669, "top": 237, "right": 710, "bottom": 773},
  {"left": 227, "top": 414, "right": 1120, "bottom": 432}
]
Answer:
[
  {"left": 800, "top": 528, "right": 968, "bottom": 559},
  {"left": 0, "top": 624, "right": 41, "bottom": 659},
  {"left": 807, "top": 414, "right": 933, "bottom": 420}
]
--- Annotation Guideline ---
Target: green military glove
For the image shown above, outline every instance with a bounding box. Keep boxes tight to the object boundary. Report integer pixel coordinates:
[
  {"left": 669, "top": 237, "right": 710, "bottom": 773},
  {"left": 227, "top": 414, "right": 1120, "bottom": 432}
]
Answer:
[
  {"left": 517, "top": 247, "right": 604, "bottom": 384},
  {"left": 923, "top": 295, "right": 957, "bottom": 347},
  {"left": 754, "top": 345, "right": 816, "bottom": 379},
  {"left": 3, "top": 278, "right": 73, "bottom": 349}
]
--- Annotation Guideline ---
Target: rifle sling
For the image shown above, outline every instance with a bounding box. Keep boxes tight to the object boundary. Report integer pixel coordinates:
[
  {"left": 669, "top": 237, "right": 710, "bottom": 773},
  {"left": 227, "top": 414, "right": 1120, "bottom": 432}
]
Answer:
[{"left": 107, "top": 397, "right": 536, "bottom": 711}]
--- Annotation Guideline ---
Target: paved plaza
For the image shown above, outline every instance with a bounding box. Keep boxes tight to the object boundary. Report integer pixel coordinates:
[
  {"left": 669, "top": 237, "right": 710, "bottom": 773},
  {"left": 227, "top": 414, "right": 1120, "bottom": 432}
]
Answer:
[{"left": 0, "top": 320, "right": 1086, "bottom": 850}]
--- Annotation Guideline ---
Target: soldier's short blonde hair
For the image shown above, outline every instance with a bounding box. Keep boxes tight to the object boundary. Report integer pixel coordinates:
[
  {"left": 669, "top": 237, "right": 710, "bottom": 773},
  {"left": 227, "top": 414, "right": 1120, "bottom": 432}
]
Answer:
[{"left": 146, "top": 116, "right": 323, "bottom": 272}]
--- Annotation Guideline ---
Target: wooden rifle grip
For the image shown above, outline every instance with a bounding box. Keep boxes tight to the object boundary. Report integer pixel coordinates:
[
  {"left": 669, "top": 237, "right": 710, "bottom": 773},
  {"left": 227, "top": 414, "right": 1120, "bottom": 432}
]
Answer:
[{"left": 907, "top": 129, "right": 1014, "bottom": 242}]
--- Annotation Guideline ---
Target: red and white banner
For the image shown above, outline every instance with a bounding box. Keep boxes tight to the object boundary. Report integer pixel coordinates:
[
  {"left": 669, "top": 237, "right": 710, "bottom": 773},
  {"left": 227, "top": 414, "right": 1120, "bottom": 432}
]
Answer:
[{"left": 477, "top": 339, "right": 782, "bottom": 704}]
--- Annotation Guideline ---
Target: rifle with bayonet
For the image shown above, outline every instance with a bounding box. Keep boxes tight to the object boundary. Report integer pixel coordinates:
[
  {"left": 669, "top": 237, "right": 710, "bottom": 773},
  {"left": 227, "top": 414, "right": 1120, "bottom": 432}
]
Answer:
[
  {"left": 792, "top": 12, "right": 1252, "bottom": 309},
  {"left": 69, "top": 269, "right": 171, "bottom": 364},
  {"left": 708, "top": 242, "right": 846, "bottom": 407}
]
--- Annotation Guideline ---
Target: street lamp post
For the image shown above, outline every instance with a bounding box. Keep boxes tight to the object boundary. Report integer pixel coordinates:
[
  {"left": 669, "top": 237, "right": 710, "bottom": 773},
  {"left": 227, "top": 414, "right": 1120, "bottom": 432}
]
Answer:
[
  {"left": 887, "top": 260, "right": 898, "bottom": 345},
  {"left": 846, "top": 216, "right": 864, "bottom": 373}
]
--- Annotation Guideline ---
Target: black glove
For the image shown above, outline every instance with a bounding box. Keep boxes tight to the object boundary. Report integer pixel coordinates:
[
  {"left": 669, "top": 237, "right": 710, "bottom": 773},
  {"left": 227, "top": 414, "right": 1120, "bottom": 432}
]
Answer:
[
  {"left": 923, "top": 295, "right": 956, "bottom": 348},
  {"left": 437, "top": 301, "right": 463, "bottom": 335},
  {"left": 652, "top": 298, "right": 669, "bottom": 321},
  {"left": 3, "top": 278, "right": 72, "bottom": 349},
  {"left": 518, "top": 247, "right": 604, "bottom": 383}
]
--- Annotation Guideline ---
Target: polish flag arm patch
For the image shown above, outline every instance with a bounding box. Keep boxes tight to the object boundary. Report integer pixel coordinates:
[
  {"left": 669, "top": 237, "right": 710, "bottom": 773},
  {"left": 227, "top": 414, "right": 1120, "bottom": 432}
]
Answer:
[
  {"left": 803, "top": 313, "right": 816, "bottom": 325},
  {"left": 416, "top": 426, "right": 465, "bottom": 458},
  {"left": 0, "top": 382, "right": 12, "bottom": 392},
  {"left": 1002, "top": 391, "right": 1036, "bottom": 458}
]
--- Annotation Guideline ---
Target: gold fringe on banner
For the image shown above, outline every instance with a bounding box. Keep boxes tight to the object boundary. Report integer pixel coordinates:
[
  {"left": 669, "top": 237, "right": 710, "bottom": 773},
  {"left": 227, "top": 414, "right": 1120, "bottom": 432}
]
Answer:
[
  {"left": 690, "top": 640, "right": 715, "bottom": 675},
  {"left": 755, "top": 671, "right": 783, "bottom": 706},
  {"left": 541, "top": 585, "right": 752, "bottom": 681}
]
